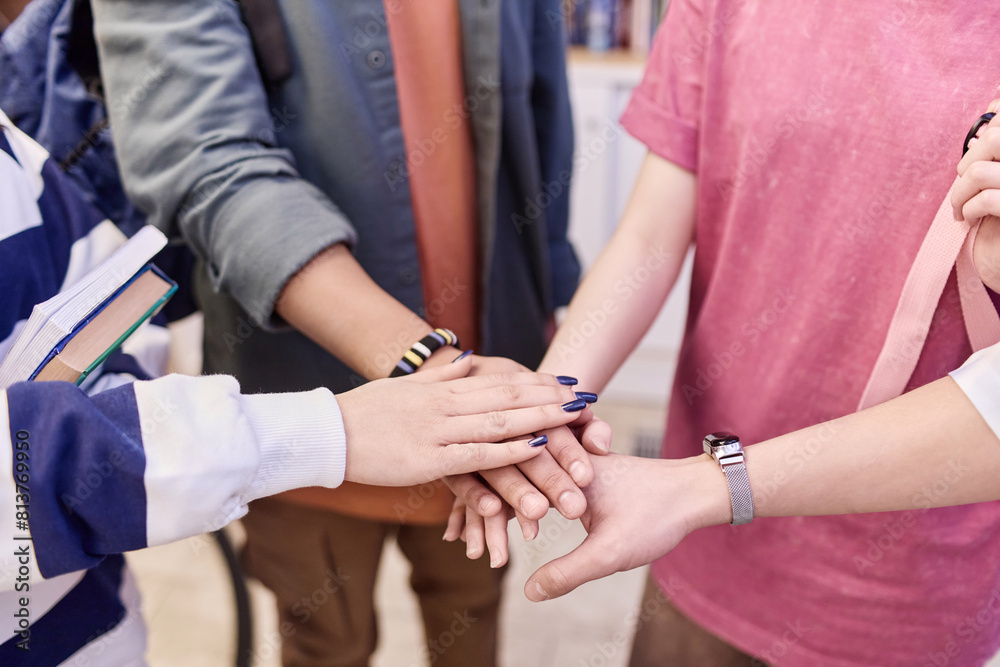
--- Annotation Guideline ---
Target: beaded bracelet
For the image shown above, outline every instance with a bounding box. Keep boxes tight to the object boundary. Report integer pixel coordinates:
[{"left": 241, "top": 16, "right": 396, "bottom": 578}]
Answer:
[{"left": 389, "top": 328, "right": 461, "bottom": 377}]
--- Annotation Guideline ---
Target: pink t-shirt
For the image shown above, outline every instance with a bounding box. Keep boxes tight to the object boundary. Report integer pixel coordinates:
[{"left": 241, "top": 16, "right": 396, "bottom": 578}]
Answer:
[{"left": 621, "top": 1, "right": 1000, "bottom": 664}]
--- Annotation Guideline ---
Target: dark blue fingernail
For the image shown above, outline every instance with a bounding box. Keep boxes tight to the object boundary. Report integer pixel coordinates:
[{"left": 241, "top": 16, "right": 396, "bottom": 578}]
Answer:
[
  {"left": 452, "top": 349, "right": 474, "bottom": 363},
  {"left": 575, "top": 391, "right": 598, "bottom": 404},
  {"left": 528, "top": 435, "right": 548, "bottom": 447},
  {"left": 561, "top": 398, "right": 587, "bottom": 412},
  {"left": 557, "top": 376, "right": 578, "bottom": 386}
]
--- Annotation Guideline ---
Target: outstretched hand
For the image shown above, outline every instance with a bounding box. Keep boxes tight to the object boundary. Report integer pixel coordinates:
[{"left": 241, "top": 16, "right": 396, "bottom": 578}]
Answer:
[
  {"left": 336, "top": 355, "right": 581, "bottom": 486},
  {"left": 524, "top": 453, "right": 730, "bottom": 602}
]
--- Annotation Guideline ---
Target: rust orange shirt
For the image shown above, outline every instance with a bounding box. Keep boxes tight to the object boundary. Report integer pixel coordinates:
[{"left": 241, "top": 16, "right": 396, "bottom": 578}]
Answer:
[{"left": 281, "top": 0, "right": 478, "bottom": 524}]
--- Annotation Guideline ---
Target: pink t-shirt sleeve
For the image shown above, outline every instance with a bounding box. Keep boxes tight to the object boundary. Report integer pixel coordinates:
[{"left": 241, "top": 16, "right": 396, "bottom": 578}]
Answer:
[{"left": 620, "top": 0, "right": 708, "bottom": 171}]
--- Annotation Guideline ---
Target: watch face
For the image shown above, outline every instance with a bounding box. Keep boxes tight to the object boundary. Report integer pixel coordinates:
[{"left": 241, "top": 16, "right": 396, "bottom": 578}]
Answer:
[{"left": 704, "top": 432, "right": 740, "bottom": 448}]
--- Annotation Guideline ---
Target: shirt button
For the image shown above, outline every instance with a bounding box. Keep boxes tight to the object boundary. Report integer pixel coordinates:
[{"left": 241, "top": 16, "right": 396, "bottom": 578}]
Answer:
[
  {"left": 367, "top": 50, "right": 386, "bottom": 69},
  {"left": 398, "top": 267, "right": 417, "bottom": 285}
]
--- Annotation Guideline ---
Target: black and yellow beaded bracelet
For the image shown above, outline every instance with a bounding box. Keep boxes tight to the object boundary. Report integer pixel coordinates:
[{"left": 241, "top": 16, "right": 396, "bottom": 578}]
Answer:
[{"left": 389, "top": 328, "right": 461, "bottom": 377}]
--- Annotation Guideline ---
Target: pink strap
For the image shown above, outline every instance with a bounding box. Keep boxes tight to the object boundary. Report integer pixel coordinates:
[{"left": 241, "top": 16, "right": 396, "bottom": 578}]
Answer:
[
  {"left": 858, "top": 179, "right": 1000, "bottom": 411},
  {"left": 957, "top": 224, "right": 1000, "bottom": 350}
]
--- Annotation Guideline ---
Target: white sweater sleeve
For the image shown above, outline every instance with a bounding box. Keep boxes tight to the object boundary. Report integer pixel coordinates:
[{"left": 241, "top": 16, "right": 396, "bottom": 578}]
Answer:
[
  {"left": 0, "top": 373, "right": 345, "bottom": 586},
  {"left": 950, "top": 342, "right": 1000, "bottom": 440}
]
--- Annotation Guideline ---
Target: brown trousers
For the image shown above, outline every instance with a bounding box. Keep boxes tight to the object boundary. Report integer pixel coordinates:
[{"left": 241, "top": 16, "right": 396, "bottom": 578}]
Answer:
[
  {"left": 629, "top": 575, "right": 765, "bottom": 667},
  {"left": 240, "top": 497, "right": 504, "bottom": 667}
]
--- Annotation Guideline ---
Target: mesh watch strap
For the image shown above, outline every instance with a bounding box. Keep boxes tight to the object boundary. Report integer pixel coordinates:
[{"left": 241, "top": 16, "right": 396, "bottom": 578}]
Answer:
[{"left": 722, "top": 459, "right": 754, "bottom": 525}]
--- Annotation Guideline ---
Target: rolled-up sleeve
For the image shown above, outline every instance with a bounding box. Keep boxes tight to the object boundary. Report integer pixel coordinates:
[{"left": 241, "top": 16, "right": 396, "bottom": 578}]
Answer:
[
  {"left": 950, "top": 342, "right": 1000, "bottom": 440},
  {"left": 92, "top": 0, "right": 357, "bottom": 326},
  {"left": 619, "top": 0, "right": 707, "bottom": 172}
]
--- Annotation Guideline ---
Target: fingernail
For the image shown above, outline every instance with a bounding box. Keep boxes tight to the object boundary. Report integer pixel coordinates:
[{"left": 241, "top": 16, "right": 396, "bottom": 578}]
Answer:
[
  {"left": 467, "top": 540, "right": 480, "bottom": 559},
  {"left": 596, "top": 438, "right": 611, "bottom": 453},
  {"left": 490, "top": 552, "right": 503, "bottom": 568},
  {"left": 521, "top": 521, "right": 537, "bottom": 541},
  {"left": 521, "top": 493, "right": 546, "bottom": 517},
  {"left": 561, "top": 398, "right": 587, "bottom": 412},
  {"left": 569, "top": 461, "right": 588, "bottom": 484},
  {"left": 528, "top": 435, "right": 548, "bottom": 447},
  {"left": 575, "top": 391, "right": 598, "bottom": 404},
  {"left": 556, "top": 376, "right": 578, "bottom": 386},
  {"left": 559, "top": 490, "right": 585, "bottom": 516},
  {"left": 528, "top": 581, "right": 550, "bottom": 602},
  {"left": 452, "top": 349, "right": 474, "bottom": 363},
  {"left": 480, "top": 496, "right": 501, "bottom": 515}
]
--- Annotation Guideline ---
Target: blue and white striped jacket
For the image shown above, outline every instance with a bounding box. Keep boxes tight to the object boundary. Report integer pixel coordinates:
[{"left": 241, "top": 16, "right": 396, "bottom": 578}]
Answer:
[{"left": 0, "top": 112, "right": 346, "bottom": 666}]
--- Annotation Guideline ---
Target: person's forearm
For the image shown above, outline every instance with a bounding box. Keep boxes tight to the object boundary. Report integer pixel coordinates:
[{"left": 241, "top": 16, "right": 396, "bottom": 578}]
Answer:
[
  {"left": 526, "top": 369, "right": 1000, "bottom": 600},
  {"left": 275, "top": 244, "right": 451, "bottom": 380},
  {"left": 1, "top": 375, "right": 343, "bottom": 584},
  {"left": 689, "top": 376, "right": 1000, "bottom": 529},
  {"left": 94, "top": 0, "right": 359, "bottom": 327},
  {"left": 538, "top": 154, "right": 696, "bottom": 389}
]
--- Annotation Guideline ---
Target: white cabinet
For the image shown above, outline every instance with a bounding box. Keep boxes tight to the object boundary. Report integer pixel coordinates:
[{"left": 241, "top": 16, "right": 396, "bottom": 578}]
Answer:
[{"left": 565, "top": 50, "right": 692, "bottom": 407}]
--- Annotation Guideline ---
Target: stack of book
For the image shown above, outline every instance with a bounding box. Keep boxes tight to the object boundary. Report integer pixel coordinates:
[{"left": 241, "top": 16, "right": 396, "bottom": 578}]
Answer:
[
  {"left": 565, "top": 0, "right": 669, "bottom": 54},
  {"left": 0, "top": 226, "right": 177, "bottom": 389}
]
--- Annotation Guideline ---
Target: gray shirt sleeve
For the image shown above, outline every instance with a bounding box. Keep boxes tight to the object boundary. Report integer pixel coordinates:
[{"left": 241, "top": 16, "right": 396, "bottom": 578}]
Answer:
[{"left": 93, "top": 0, "right": 357, "bottom": 326}]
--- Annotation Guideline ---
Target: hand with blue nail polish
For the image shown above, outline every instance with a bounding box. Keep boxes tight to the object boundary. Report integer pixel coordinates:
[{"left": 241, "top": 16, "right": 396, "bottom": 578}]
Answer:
[
  {"left": 337, "top": 356, "right": 582, "bottom": 486},
  {"left": 441, "top": 355, "right": 607, "bottom": 522}
]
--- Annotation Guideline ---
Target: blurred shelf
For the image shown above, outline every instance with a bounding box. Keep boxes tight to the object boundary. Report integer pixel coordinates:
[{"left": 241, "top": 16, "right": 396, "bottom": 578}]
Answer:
[{"left": 568, "top": 45, "right": 649, "bottom": 66}]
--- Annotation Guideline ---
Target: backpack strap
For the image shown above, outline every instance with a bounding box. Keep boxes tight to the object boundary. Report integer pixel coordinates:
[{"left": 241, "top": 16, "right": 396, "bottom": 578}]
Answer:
[
  {"left": 65, "top": 0, "right": 293, "bottom": 92},
  {"left": 858, "top": 178, "right": 1000, "bottom": 410},
  {"left": 66, "top": 0, "right": 102, "bottom": 95},
  {"left": 238, "top": 0, "right": 294, "bottom": 87}
]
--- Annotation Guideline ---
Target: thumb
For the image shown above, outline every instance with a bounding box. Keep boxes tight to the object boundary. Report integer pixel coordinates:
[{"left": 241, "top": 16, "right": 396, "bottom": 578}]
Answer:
[
  {"left": 524, "top": 534, "right": 620, "bottom": 602},
  {"left": 407, "top": 351, "right": 473, "bottom": 383},
  {"left": 436, "top": 437, "right": 546, "bottom": 477}
]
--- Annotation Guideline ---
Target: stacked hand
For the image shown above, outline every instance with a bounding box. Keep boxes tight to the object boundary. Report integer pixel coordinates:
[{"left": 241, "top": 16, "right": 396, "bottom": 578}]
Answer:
[
  {"left": 443, "top": 407, "right": 613, "bottom": 567},
  {"left": 432, "top": 355, "right": 612, "bottom": 567},
  {"left": 338, "top": 355, "right": 585, "bottom": 486}
]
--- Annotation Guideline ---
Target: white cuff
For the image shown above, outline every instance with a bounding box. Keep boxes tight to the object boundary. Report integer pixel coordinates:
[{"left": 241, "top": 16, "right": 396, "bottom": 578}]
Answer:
[
  {"left": 950, "top": 342, "right": 1000, "bottom": 440},
  {"left": 242, "top": 388, "right": 346, "bottom": 501}
]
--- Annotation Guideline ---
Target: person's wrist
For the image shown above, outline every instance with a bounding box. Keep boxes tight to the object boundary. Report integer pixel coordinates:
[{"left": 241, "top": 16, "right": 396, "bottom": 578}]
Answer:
[{"left": 677, "top": 454, "right": 735, "bottom": 530}]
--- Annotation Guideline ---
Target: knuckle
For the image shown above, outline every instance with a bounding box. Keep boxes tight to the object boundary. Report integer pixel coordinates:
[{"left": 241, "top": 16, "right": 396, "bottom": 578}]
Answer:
[
  {"left": 984, "top": 127, "right": 1000, "bottom": 149},
  {"left": 439, "top": 393, "right": 459, "bottom": 416},
  {"left": 484, "top": 410, "right": 511, "bottom": 434},
  {"left": 500, "top": 382, "right": 523, "bottom": 403},
  {"left": 540, "top": 469, "right": 570, "bottom": 493},
  {"left": 455, "top": 444, "right": 488, "bottom": 468},
  {"left": 547, "top": 563, "right": 572, "bottom": 594},
  {"left": 497, "top": 474, "right": 528, "bottom": 499},
  {"left": 987, "top": 189, "right": 1000, "bottom": 208},
  {"left": 967, "top": 160, "right": 989, "bottom": 185}
]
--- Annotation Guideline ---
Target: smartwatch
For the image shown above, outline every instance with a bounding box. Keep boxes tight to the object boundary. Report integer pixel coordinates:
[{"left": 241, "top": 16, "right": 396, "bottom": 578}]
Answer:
[{"left": 703, "top": 432, "right": 754, "bottom": 526}]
